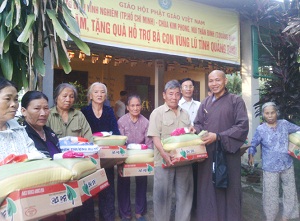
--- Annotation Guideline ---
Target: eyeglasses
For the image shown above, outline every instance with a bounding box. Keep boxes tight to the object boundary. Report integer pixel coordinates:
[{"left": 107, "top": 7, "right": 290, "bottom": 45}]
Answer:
[{"left": 182, "top": 85, "right": 194, "bottom": 90}]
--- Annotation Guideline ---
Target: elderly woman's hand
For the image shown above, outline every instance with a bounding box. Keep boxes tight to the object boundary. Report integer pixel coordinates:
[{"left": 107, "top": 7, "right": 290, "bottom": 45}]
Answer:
[{"left": 248, "top": 154, "right": 254, "bottom": 166}]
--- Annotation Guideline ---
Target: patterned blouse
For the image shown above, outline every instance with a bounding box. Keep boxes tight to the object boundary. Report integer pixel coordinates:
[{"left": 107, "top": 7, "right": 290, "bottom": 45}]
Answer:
[
  {"left": 0, "top": 119, "right": 43, "bottom": 161},
  {"left": 118, "top": 113, "right": 153, "bottom": 148},
  {"left": 249, "top": 119, "right": 300, "bottom": 172}
]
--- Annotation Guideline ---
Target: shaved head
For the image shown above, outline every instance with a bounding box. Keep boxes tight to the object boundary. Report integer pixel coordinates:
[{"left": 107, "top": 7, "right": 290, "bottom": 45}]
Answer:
[{"left": 209, "top": 70, "right": 226, "bottom": 79}]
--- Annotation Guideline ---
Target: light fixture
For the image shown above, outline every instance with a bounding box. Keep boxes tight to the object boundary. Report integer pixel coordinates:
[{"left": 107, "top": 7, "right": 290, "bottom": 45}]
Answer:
[
  {"left": 130, "top": 60, "right": 137, "bottom": 67},
  {"left": 103, "top": 55, "right": 112, "bottom": 64},
  {"left": 91, "top": 53, "right": 99, "bottom": 63},
  {"left": 167, "top": 64, "right": 175, "bottom": 72},
  {"left": 68, "top": 51, "right": 75, "bottom": 59},
  {"left": 79, "top": 51, "right": 86, "bottom": 61}
]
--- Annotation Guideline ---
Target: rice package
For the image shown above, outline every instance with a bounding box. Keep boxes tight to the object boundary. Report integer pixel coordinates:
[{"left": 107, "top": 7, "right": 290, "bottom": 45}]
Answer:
[{"left": 59, "top": 136, "right": 99, "bottom": 156}]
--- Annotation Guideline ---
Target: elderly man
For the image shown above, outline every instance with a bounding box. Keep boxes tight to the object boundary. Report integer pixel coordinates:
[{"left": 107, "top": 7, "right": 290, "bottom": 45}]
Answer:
[
  {"left": 147, "top": 80, "right": 194, "bottom": 221},
  {"left": 194, "top": 70, "right": 249, "bottom": 221}
]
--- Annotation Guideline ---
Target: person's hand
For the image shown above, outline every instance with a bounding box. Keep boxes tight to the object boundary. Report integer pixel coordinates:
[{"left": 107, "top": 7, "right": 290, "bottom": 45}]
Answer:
[
  {"left": 117, "top": 164, "right": 124, "bottom": 177},
  {"left": 56, "top": 208, "right": 73, "bottom": 216},
  {"left": 188, "top": 126, "right": 196, "bottom": 134},
  {"left": 248, "top": 154, "right": 254, "bottom": 166},
  {"left": 201, "top": 132, "right": 217, "bottom": 145},
  {"left": 160, "top": 151, "right": 174, "bottom": 166}
]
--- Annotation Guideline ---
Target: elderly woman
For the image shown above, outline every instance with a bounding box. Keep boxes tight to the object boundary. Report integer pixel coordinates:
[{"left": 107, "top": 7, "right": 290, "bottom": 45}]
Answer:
[
  {"left": 81, "top": 82, "right": 120, "bottom": 221},
  {"left": 117, "top": 95, "right": 152, "bottom": 221},
  {"left": 249, "top": 102, "right": 300, "bottom": 221},
  {"left": 0, "top": 78, "right": 44, "bottom": 162},
  {"left": 21, "top": 91, "right": 61, "bottom": 158},
  {"left": 47, "top": 83, "right": 94, "bottom": 221},
  {"left": 46, "top": 83, "right": 92, "bottom": 141}
]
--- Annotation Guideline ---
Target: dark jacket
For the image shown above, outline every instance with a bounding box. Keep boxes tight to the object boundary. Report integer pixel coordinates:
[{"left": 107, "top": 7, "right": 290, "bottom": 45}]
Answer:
[{"left": 24, "top": 121, "right": 61, "bottom": 158}]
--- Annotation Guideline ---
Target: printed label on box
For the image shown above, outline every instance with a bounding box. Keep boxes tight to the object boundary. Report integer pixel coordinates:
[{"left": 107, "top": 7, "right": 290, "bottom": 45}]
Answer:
[{"left": 122, "top": 162, "right": 154, "bottom": 177}]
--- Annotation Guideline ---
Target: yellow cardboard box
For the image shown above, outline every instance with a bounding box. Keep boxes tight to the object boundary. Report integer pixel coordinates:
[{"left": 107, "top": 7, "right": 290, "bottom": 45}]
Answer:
[
  {"left": 98, "top": 146, "right": 128, "bottom": 168},
  {"left": 77, "top": 169, "right": 109, "bottom": 202},
  {"left": 0, "top": 181, "right": 82, "bottom": 221},
  {"left": 121, "top": 162, "right": 154, "bottom": 177},
  {"left": 162, "top": 145, "right": 208, "bottom": 168}
]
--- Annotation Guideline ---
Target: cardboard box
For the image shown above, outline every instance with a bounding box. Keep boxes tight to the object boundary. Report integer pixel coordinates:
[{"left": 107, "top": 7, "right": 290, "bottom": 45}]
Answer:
[
  {"left": 288, "top": 142, "right": 300, "bottom": 160},
  {"left": 121, "top": 162, "right": 154, "bottom": 177},
  {"left": 0, "top": 181, "right": 82, "bottom": 221},
  {"left": 98, "top": 146, "right": 128, "bottom": 168},
  {"left": 77, "top": 169, "right": 109, "bottom": 202},
  {"left": 162, "top": 145, "right": 208, "bottom": 168}
]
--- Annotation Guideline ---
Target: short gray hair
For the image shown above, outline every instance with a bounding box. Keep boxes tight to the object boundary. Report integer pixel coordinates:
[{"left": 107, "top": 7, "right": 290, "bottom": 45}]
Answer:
[
  {"left": 53, "top": 83, "right": 78, "bottom": 105},
  {"left": 164, "top": 80, "right": 181, "bottom": 92},
  {"left": 262, "top": 102, "right": 280, "bottom": 118},
  {"left": 87, "top": 82, "right": 107, "bottom": 105}
]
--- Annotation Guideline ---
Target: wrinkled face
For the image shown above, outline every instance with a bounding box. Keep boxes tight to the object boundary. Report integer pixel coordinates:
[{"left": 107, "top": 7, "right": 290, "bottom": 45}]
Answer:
[
  {"left": 181, "top": 80, "right": 194, "bottom": 99},
  {"left": 90, "top": 84, "right": 106, "bottom": 104},
  {"left": 163, "top": 87, "right": 180, "bottom": 110},
  {"left": 208, "top": 71, "right": 227, "bottom": 98},
  {"left": 0, "top": 86, "right": 18, "bottom": 123},
  {"left": 56, "top": 87, "right": 75, "bottom": 111},
  {"left": 127, "top": 97, "right": 141, "bottom": 117},
  {"left": 22, "top": 98, "right": 49, "bottom": 128},
  {"left": 263, "top": 105, "right": 277, "bottom": 125}
]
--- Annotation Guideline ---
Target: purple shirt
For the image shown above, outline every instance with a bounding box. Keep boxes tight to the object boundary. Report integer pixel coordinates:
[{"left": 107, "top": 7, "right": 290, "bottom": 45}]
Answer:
[
  {"left": 249, "top": 119, "right": 300, "bottom": 172},
  {"left": 118, "top": 113, "right": 153, "bottom": 148}
]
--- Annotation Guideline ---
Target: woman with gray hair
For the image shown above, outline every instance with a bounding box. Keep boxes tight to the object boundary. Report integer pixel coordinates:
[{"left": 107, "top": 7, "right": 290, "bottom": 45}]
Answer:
[
  {"left": 248, "top": 102, "right": 300, "bottom": 221},
  {"left": 81, "top": 82, "right": 120, "bottom": 221},
  {"left": 46, "top": 83, "right": 92, "bottom": 141}
]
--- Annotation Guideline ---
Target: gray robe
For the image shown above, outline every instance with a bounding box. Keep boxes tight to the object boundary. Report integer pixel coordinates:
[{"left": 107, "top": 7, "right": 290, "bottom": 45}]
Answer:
[{"left": 194, "top": 91, "right": 249, "bottom": 221}]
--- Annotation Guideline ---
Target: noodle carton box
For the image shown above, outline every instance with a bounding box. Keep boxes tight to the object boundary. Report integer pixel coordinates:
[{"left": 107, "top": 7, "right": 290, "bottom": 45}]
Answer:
[
  {"left": 77, "top": 168, "right": 109, "bottom": 202},
  {"left": 288, "top": 142, "right": 300, "bottom": 160},
  {"left": 98, "top": 146, "right": 128, "bottom": 168},
  {"left": 121, "top": 162, "right": 155, "bottom": 177},
  {"left": 0, "top": 181, "right": 82, "bottom": 221},
  {"left": 162, "top": 145, "right": 208, "bottom": 168}
]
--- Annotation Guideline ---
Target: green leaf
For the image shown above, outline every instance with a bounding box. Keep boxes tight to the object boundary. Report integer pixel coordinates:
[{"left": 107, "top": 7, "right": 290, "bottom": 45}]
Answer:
[
  {"left": 33, "top": 52, "right": 45, "bottom": 76},
  {"left": 6, "top": 197, "right": 17, "bottom": 217},
  {"left": 64, "top": 184, "right": 77, "bottom": 205},
  {"left": 147, "top": 164, "right": 153, "bottom": 173},
  {"left": 180, "top": 150, "right": 187, "bottom": 158},
  {"left": 82, "top": 181, "right": 91, "bottom": 196},
  {"left": 90, "top": 157, "right": 97, "bottom": 165},
  {"left": 119, "top": 147, "right": 126, "bottom": 155},
  {"left": 62, "top": 23, "right": 90, "bottom": 55},
  {"left": 57, "top": 46, "right": 71, "bottom": 74},
  {"left": 3, "top": 33, "right": 11, "bottom": 53},
  {"left": 17, "top": 14, "right": 35, "bottom": 43},
  {"left": 0, "top": 16, "right": 7, "bottom": 56},
  {"left": 62, "top": 3, "right": 80, "bottom": 35},
  {"left": 46, "top": 9, "right": 68, "bottom": 41},
  {"left": 14, "top": 0, "right": 21, "bottom": 26},
  {"left": 0, "top": 0, "right": 8, "bottom": 13},
  {"left": 5, "top": 3, "right": 14, "bottom": 30},
  {"left": 0, "top": 51, "right": 13, "bottom": 80}
]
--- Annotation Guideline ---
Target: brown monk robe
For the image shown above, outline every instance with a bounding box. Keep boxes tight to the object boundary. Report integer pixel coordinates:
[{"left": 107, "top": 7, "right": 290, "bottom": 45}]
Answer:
[{"left": 194, "top": 90, "right": 249, "bottom": 221}]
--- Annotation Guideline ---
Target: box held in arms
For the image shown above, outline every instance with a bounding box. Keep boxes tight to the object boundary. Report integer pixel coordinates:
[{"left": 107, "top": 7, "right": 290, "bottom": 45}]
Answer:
[
  {"left": 98, "top": 146, "right": 127, "bottom": 168},
  {"left": 77, "top": 169, "right": 109, "bottom": 202},
  {"left": 121, "top": 162, "right": 154, "bottom": 177},
  {"left": 0, "top": 181, "right": 82, "bottom": 221},
  {"left": 162, "top": 145, "right": 208, "bottom": 168},
  {"left": 288, "top": 142, "right": 300, "bottom": 160}
]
